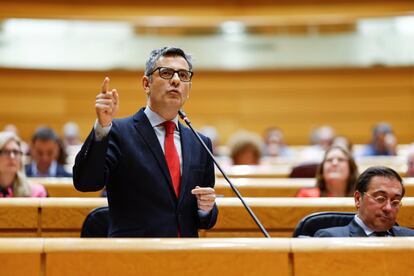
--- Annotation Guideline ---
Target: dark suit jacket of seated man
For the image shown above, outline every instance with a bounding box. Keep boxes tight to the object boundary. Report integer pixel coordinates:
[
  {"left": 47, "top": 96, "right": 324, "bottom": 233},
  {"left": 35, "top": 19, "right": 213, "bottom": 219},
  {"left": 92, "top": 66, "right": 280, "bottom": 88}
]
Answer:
[
  {"left": 315, "top": 166, "right": 414, "bottom": 237},
  {"left": 73, "top": 47, "right": 218, "bottom": 237}
]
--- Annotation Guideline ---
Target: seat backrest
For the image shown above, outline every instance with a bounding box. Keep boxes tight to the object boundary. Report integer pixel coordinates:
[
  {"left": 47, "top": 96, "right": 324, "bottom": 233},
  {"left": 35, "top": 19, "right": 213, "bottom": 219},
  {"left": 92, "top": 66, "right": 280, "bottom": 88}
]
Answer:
[
  {"left": 289, "top": 162, "right": 319, "bottom": 178},
  {"left": 80, "top": 206, "right": 109, "bottom": 238},
  {"left": 292, "top": 211, "right": 355, "bottom": 237}
]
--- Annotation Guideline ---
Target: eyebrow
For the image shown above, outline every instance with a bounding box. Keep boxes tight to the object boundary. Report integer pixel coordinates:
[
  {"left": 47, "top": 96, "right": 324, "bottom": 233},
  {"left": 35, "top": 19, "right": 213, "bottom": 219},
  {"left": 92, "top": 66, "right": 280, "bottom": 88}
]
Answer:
[{"left": 371, "top": 190, "right": 402, "bottom": 198}]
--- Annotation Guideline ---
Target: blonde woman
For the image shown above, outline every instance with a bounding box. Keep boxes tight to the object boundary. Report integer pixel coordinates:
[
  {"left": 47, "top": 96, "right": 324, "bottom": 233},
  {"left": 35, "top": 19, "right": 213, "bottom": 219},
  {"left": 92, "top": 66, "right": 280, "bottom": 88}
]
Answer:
[{"left": 0, "top": 131, "right": 47, "bottom": 197}]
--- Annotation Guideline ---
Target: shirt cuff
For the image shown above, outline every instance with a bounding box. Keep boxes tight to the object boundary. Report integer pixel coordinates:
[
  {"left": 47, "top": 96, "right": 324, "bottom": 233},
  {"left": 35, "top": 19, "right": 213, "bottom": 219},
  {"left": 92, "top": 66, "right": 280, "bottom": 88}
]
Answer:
[
  {"left": 198, "top": 209, "right": 211, "bottom": 218},
  {"left": 94, "top": 119, "right": 112, "bottom": 141}
]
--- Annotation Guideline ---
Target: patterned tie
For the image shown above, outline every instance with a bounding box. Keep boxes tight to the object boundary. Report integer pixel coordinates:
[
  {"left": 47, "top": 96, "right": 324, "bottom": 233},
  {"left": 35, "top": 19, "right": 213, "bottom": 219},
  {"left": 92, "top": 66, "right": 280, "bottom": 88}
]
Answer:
[{"left": 162, "top": 121, "right": 181, "bottom": 197}]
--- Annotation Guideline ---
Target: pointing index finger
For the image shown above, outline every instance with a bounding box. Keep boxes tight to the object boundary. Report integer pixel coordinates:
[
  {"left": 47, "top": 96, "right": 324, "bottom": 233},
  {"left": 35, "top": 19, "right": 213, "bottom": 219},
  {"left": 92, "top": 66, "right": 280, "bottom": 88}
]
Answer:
[{"left": 101, "top": 77, "right": 110, "bottom": 94}]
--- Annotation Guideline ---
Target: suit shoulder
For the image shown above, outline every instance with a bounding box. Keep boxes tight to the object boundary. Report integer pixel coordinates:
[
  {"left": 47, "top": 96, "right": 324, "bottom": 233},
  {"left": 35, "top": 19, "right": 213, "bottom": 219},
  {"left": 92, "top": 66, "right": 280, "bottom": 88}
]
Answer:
[
  {"left": 113, "top": 115, "right": 135, "bottom": 126},
  {"left": 314, "top": 226, "right": 349, "bottom": 237},
  {"left": 394, "top": 226, "right": 414, "bottom": 236}
]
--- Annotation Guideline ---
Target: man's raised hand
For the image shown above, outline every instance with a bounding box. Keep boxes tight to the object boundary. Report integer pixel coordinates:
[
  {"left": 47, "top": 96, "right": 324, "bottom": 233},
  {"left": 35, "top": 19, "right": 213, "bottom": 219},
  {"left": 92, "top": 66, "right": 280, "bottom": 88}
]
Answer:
[{"left": 95, "top": 77, "right": 119, "bottom": 127}]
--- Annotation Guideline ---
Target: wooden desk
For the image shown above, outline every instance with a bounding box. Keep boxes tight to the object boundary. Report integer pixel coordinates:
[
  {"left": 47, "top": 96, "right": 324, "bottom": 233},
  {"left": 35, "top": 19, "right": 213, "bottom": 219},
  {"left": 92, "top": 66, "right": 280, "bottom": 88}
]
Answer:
[
  {"left": 0, "top": 238, "right": 42, "bottom": 276},
  {"left": 0, "top": 198, "right": 39, "bottom": 237},
  {"left": 40, "top": 198, "right": 106, "bottom": 237},
  {"left": 216, "top": 163, "right": 407, "bottom": 178},
  {"left": 1, "top": 198, "right": 414, "bottom": 238},
  {"left": 28, "top": 177, "right": 414, "bottom": 198},
  {"left": 215, "top": 178, "right": 315, "bottom": 197},
  {"left": 28, "top": 177, "right": 101, "bottom": 197},
  {"left": 44, "top": 238, "right": 290, "bottom": 276},
  {"left": 1, "top": 238, "right": 414, "bottom": 276},
  {"left": 292, "top": 237, "right": 414, "bottom": 276}
]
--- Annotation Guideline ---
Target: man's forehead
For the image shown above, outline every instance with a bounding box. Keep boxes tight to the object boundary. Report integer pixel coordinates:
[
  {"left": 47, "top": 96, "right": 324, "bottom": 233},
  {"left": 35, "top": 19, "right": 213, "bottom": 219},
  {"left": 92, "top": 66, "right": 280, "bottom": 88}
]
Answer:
[
  {"left": 156, "top": 56, "right": 189, "bottom": 69},
  {"left": 33, "top": 139, "right": 58, "bottom": 147},
  {"left": 367, "top": 176, "right": 403, "bottom": 194}
]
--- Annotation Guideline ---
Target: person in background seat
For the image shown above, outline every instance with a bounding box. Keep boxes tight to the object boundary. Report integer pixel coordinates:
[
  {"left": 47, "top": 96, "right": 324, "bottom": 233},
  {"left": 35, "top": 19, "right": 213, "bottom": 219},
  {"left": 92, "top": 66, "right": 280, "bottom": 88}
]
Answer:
[{"left": 0, "top": 131, "right": 47, "bottom": 197}]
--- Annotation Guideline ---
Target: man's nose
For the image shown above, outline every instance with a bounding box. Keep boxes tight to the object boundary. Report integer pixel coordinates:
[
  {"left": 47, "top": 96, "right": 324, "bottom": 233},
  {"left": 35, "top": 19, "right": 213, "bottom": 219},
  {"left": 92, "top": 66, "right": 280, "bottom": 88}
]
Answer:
[
  {"left": 170, "top": 72, "right": 180, "bottom": 85},
  {"left": 382, "top": 200, "right": 393, "bottom": 212}
]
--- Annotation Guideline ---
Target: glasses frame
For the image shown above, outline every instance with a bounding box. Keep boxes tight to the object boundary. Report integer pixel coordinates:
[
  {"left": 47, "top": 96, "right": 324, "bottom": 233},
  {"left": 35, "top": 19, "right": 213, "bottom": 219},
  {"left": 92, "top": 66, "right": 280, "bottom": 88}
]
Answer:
[
  {"left": 150, "top": 67, "right": 193, "bottom": 82},
  {"left": 0, "top": 149, "right": 23, "bottom": 158},
  {"left": 364, "top": 192, "right": 402, "bottom": 209}
]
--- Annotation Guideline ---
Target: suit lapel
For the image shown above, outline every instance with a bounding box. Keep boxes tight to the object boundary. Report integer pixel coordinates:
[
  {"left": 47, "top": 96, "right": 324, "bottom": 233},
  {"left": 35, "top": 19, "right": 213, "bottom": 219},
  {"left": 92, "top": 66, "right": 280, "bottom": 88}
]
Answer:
[
  {"left": 349, "top": 219, "right": 368, "bottom": 237},
  {"left": 133, "top": 109, "right": 177, "bottom": 199},
  {"left": 178, "top": 122, "right": 192, "bottom": 205}
]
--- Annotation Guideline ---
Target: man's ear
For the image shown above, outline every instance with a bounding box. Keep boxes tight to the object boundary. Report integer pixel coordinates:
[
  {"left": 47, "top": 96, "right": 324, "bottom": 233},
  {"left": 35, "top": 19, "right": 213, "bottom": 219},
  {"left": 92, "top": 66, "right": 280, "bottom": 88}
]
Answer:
[
  {"left": 142, "top": 76, "right": 150, "bottom": 95},
  {"left": 354, "top": 191, "right": 362, "bottom": 209}
]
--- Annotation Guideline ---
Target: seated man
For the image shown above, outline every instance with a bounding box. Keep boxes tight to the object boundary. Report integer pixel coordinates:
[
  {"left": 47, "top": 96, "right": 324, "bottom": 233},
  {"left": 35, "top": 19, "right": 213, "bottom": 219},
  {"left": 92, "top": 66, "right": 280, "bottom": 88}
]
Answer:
[
  {"left": 315, "top": 166, "right": 414, "bottom": 237},
  {"left": 26, "top": 127, "right": 72, "bottom": 177},
  {"left": 357, "top": 122, "right": 397, "bottom": 156}
]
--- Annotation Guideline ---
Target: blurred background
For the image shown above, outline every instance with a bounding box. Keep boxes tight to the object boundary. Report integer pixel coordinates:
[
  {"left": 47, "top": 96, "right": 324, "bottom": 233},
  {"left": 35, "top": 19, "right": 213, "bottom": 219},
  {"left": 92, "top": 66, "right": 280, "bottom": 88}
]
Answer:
[{"left": 0, "top": 0, "right": 413, "bottom": 146}]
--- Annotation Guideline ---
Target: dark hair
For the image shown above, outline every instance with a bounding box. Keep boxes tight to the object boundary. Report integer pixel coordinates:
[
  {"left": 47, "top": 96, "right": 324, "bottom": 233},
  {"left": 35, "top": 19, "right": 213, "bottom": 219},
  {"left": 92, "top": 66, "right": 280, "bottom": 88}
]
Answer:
[
  {"left": 31, "top": 127, "right": 59, "bottom": 143},
  {"left": 316, "top": 146, "right": 358, "bottom": 196},
  {"left": 144, "top": 46, "right": 192, "bottom": 78},
  {"left": 355, "top": 166, "right": 404, "bottom": 196},
  {"left": 372, "top": 122, "right": 393, "bottom": 139}
]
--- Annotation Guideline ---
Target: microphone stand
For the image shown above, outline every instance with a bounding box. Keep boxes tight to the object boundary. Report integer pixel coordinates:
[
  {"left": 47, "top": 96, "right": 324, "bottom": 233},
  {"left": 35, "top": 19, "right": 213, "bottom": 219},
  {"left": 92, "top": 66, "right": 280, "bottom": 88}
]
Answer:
[{"left": 178, "top": 110, "right": 270, "bottom": 238}]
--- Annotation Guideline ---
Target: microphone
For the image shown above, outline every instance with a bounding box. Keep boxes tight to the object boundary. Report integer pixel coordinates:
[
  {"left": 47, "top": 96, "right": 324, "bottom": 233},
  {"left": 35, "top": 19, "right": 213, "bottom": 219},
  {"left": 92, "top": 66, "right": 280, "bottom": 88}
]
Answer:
[{"left": 178, "top": 109, "right": 270, "bottom": 238}]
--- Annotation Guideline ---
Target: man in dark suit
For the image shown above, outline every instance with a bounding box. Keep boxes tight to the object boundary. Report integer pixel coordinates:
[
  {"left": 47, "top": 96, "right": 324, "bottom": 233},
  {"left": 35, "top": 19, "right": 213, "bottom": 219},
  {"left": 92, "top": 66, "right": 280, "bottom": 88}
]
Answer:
[
  {"left": 73, "top": 46, "right": 218, "bottom": 237},
  {"left": 315, "top": 166, "right": 414, "bottom": 237},
  {"left": 26, "top": 127, "right": 72, "bottom": 177}
]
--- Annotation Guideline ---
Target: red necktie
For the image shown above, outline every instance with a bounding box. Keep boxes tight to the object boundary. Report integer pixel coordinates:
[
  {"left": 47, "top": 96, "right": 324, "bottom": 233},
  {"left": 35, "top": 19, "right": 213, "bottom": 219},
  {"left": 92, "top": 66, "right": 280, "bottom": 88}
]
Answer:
[{"left": 162, "top": 121, "right": 181, "bottom": 197}]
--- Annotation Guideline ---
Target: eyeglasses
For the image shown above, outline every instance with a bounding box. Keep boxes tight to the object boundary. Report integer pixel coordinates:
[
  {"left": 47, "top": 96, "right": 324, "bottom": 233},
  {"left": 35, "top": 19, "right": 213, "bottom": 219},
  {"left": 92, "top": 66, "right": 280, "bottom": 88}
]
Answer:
[
  {"left": 0, "top": 149, "right": 23, "bottom": 158},
  {"left": 364, "top": 192, "right": 402, "bottom": 209},
  {"left": 150, "top": 67, "right": 193, "bottom": 82}
]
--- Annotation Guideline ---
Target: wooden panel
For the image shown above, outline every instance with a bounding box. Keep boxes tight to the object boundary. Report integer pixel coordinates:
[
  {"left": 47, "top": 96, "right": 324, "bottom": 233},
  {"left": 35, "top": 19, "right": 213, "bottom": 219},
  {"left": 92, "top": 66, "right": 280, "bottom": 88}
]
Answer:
[
  {"left": 0, "top": 197, "right": 414, "bottom": 237},
  {"left": 40, "top": 198, "right": 107, "bottom": 232},
  {"left": 26, "top": 176, "right": 414, "bottom": 198},
  {"left": 1, "top": 67, "right": 414, "bottom": 145},
  {"left": 0, "top": 238, "right": 42, "bottom": 276},
  {"left": 44, "top": 238, "right": 290, "bottom": 276},
  {"left": 215, "top": 178, "right": 315, "bottom": 197},
  {"left": 292, "top": 238, "right": 414, "bottom": 276},
  {"left": 217, "top": 164, "right": 407, "bottom": 178},
  {"left": 29, "top": 177, "right": 102, "bottom": 197},
  {"left": 1, "top": 1, "right": 414, "bottom": 21},
  {"left": 0, "top": 199, "right": 39, "bottom": 236}
]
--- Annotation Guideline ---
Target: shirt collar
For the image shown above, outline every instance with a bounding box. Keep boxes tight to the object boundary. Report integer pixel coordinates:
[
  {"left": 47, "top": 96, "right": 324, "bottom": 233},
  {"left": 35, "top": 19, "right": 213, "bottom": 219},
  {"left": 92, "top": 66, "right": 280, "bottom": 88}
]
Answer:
[
  {"left": 31, "top": 160, "right": 57, "bottom": 177},
  {"left": 354, "top": 214, "right": 394, "bottom": 236},
  {"left": 354, "top": 215, "right": 374, "bottom": 236},
  {"left": 144, "top": 106, "right": 179, "bottom": 129}
]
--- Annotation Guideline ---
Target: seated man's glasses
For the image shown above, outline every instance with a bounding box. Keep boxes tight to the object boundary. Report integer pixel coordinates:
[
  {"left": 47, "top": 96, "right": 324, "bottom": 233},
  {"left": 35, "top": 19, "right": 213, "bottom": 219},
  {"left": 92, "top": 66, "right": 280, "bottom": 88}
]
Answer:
[
  {"left": 0, "top": 149, "right": 23, "bottom": 158},
  {"left": 150, "top": 67, "right": 193, "bottom": 82},
  {"left": 364, "top": 192, "right": 402, "bottom": 208}
]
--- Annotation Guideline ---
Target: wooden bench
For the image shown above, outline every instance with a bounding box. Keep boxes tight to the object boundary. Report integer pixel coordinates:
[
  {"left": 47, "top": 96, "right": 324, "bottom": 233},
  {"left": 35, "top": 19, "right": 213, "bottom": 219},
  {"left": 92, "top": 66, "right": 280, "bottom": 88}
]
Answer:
[
  {"left": 1, "top": 238, "right": 414, "bottom": 276},
  {"left": 0, "top": 238, "right": 43, "bottom": 276},
  {"left": 292, "top": 237, "right": 414, "bottom": 276},
  {"left": 1, "top": 197, "right": 414, "bottom": 238},
  {"left": 29, "top": 177, "right": 101, "bottom": 197},
  {"left": 30, "top": 177, "right": 414, "bottom": 198},
  {"left": 44, "top": 238, "right": 290, "bottom": 276}
]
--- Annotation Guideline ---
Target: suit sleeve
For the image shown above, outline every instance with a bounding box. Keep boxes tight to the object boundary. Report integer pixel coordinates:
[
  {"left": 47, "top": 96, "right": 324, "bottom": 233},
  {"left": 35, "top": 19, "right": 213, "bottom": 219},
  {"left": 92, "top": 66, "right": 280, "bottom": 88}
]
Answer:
[
  {"left": 73, "top": 126, "right": 121, "bottom": 192},
  {"left": 197, "top": 136, "right": 218, "bottom": 229}
]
